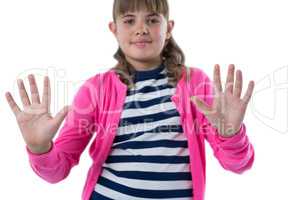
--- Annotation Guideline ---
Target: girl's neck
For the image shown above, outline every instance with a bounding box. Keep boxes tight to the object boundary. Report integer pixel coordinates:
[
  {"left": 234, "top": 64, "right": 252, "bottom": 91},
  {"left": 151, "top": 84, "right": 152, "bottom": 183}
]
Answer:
[{"left": 125, "top": 56, "right": 162, "bottom": 71}]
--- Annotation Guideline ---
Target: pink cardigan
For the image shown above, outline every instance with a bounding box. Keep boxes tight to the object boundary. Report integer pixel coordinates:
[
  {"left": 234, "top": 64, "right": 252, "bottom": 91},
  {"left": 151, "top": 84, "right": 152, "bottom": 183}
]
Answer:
[{"left": 26, "top": 66, "right": 254, "bottom": 200}]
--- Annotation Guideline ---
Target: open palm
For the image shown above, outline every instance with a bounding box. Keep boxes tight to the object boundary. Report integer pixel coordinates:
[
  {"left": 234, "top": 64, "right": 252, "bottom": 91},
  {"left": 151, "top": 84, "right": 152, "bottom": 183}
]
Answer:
[
  {"left": 5, "top": 75, "right": 69, "bottom": 154},
  {"left": 191, "top": 64, "right": 255, "bottom": 137}
]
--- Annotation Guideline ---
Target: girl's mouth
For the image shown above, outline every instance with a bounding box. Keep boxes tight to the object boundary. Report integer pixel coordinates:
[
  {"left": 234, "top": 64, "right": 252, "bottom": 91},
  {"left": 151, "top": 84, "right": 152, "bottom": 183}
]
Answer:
[
  {"left": 133, "top": 41, "right": 151, "bottom": 48},
  {"left": 131, "top": 39, "right": 152, "bottom": 48}
]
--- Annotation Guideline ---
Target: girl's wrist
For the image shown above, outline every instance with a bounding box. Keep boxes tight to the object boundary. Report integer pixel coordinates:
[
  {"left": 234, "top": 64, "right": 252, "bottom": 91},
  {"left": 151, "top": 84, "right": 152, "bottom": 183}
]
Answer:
[{"left": 27, "top": 142, "right": 52, "bottom": 155}]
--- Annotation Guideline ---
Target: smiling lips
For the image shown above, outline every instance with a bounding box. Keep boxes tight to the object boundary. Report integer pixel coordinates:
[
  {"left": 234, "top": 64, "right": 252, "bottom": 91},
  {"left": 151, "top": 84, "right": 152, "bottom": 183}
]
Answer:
[{"left": 131, "top": 39, "right": 152, "bottom": 48}]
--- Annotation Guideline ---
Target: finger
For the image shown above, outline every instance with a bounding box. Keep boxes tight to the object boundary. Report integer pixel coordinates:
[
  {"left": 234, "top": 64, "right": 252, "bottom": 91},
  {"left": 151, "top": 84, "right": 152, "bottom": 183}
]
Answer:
[
  {"left": 42, "top": 76, "right": 51, "bottom": 110},
  {"left": 233, "top": 70, "right": 243, "bottom": 98},
  {"left": 213, "top": 64, "right": 222, "bottom": 94},
  {"left": 190, "top": 96, "right": 212, "bottom": 115},
  {"left": 225, "top": 64, "right": 235, "bottom": 94},
  {"left": 17, "top": 79, "right": 31, "bottom": 107},
  {"left": 52, "top": 106, "right": 70, "bottom": 126},
  {"left": 242, "top": 81, "right": 255, "bottom": 104},
  {"left": 28, "top": 74, "right": 41, "bottom": 104},
  {"left": 5, "top": 92, "right": 21, "bottom": 116}
]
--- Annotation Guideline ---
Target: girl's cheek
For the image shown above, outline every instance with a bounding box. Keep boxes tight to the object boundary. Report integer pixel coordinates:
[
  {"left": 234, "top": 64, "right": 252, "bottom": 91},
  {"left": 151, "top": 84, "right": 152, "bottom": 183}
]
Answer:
[
  {"left": 157, "top": 30, "right": 167, "bottom": 43},
  {"left": 117, "top": 28, "right": 130, "bottom": 40},
  {"left": 151, "top": 27, "right": 164, "bottom": 39}
]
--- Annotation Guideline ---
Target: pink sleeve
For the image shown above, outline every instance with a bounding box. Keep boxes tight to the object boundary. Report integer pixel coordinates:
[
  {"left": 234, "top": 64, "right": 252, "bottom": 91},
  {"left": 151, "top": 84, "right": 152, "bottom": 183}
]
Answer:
[
  {"left": 203, "top": 122, "right": 255, "bottom": 173},
  {"left": 26, "top": 75, "right": 99, "bottom": 183},
  {"left": 192, "top": 68, "right": 255, "bottom": 174}
]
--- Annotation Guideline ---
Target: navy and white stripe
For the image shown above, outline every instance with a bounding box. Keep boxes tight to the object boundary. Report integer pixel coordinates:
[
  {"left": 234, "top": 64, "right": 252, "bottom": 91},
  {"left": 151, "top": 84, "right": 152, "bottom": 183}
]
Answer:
[{"left": 90, "top": 64, "right": 193, "bottom": 200}]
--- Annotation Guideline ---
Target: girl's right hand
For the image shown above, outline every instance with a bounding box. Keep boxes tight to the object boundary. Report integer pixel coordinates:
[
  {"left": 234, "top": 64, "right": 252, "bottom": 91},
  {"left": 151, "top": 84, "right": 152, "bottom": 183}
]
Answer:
[{"left": 5, "top": 75, "right": 69, "bottom": 154}]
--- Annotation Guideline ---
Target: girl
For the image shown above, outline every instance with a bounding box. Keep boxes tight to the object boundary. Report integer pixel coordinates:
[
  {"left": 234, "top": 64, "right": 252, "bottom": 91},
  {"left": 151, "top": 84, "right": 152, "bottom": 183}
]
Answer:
[{"left": 5, "top": 0, "right": 255, "bottom": 199}]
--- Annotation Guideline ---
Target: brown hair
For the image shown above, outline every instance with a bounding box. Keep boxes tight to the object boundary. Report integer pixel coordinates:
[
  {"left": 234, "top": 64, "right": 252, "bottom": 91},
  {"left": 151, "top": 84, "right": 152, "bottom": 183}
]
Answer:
[{"left": 112, "top": 0, "right": 187, "bottom": 88}]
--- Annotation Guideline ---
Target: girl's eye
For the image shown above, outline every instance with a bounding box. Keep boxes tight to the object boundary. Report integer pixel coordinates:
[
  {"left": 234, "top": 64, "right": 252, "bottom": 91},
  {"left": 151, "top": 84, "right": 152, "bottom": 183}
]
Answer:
[
  {"left": 124, "top": 19, "right": 133, "bottom": 24},
  {"left": 124, "top": 19, "right": 134, "bottom": 24},
  {"left": 123, "top": 18, "right": 159, "bottom": 25},
  {"left": 148, "top": 18, "right": 159, "bottom": 24}
]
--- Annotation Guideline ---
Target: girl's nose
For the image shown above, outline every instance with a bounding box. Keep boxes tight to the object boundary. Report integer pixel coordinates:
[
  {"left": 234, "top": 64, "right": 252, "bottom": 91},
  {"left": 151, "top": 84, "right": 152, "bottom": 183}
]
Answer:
[{"left": 135, "top": 23, "right": 149, "bottom": 36}]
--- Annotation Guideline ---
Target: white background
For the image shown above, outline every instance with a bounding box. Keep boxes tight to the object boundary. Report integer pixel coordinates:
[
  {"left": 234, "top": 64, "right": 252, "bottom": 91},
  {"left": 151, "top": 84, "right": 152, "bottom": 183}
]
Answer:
[{"left": 0, "top": 0, "right": 299, "bottom": 199}]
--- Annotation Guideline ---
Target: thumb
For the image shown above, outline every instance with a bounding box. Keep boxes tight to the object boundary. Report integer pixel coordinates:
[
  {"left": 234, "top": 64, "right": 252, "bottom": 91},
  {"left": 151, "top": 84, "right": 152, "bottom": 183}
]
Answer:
[
  {"left": 52, "top": 105, "right": 70, "bottom": 126},
  {"left": 190, "top": 96, "right": 212, "bottom": 115}
]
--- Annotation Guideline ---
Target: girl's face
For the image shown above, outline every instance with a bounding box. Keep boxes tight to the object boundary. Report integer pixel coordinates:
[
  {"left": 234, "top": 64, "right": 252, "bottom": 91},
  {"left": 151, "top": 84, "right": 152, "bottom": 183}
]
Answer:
[{"left": 109, "top": 10, "right": 174, "bottom": 70}]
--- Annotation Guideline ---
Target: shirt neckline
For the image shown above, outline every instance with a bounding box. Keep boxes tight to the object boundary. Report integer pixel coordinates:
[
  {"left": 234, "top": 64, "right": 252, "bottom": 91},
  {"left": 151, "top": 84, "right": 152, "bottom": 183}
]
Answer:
[{"left": 133, "top": 63, "right": 165, "bottom": 82}]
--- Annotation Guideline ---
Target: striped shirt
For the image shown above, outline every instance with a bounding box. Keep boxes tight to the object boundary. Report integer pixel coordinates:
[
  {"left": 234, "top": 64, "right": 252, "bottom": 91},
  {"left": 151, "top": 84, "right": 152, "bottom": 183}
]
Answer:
[{"left": 90, "top": 64, "right": 193, "bottom": 200}]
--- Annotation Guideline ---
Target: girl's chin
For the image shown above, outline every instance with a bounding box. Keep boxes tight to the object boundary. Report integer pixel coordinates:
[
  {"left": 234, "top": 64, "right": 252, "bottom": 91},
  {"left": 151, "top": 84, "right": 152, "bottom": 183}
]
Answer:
[
  {"left": 130, "top": 56, "right": 156, "bottom": 62},
  {"left": 126, "top": 55, "right": 160, "bottom": 63},
  {"left": 128, "top": 53, "right": 157, "bottom": 60}
]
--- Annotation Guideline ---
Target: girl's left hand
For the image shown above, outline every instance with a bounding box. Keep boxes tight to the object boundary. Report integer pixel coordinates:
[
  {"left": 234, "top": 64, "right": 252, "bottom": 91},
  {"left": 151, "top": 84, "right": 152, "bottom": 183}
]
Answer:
[{"left": 191, "top": 64, "right": 255, "bottom": 137}]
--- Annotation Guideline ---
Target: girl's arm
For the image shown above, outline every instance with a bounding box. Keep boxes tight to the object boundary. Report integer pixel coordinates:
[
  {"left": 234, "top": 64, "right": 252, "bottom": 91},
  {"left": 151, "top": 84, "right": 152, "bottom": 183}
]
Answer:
[
  {"left": 202, "top": 118, "right": 254, "bottom": 174},
  {"left": 190, "top": 65, "right": 255, "bottom": 174},
  {"left": 26, "top": 75, "right": 100, "bottom": 183}
]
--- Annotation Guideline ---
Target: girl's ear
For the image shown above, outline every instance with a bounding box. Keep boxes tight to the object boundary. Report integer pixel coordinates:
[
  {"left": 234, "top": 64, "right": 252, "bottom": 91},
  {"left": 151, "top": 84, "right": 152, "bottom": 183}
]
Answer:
[
  {"left": 166, "top": 20, "right": 175, "bottom": 39},
  {"left": 109, "top": 22, "right": 117, "bottom": 36}
]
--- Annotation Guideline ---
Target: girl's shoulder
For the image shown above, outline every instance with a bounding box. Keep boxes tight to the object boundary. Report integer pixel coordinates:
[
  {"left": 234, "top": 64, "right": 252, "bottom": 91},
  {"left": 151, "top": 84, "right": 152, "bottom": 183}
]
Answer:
[
  {"left": 79, "top": 67, "right": 125, "bottom": 95},
  {"left": 82, "top": 68, "right": 119, "bottom": 86},
  {"left": 185, "top": 65, "right": 211, "bottom": 84},
  {"left": 74, "top": 68, "right": 113, "bottom": 93}
]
